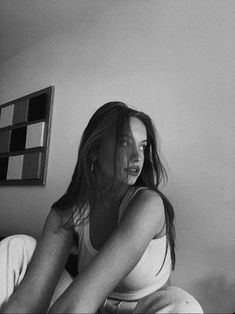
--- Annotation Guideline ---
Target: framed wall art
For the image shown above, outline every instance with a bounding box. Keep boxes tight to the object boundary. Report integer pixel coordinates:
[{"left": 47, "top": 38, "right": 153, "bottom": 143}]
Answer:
[{"left": 0, "top": 86, "right": 54, "bottom": 186}]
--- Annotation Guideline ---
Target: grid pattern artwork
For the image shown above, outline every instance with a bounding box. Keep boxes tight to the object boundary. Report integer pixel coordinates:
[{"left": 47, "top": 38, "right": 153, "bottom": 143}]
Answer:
[{"left": 0, "top": 86, "right": 54, "bottom": 185}]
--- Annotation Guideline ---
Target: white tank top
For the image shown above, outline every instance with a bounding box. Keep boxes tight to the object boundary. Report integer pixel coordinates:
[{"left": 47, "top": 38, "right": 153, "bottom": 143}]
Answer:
[{"left": 73, "top": 186, "right": 172, "bottom": 301}]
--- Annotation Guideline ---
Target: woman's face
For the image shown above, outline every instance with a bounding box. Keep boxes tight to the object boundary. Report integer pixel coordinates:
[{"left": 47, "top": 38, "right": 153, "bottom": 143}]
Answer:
[{"left": 99, "top": 117, "right": 147, "bottom": 186}]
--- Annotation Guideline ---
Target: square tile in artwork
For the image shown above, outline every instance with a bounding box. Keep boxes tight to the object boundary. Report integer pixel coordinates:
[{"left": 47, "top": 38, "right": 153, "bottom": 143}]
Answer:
[
  {"left": 28, "top": 93, "right": 47, "bottom": 121},
  {"left": 0, "top": 157, "right": 9, "bottom": 180},
  {"left": 25, "top": 122, "right": 45, "bottom": 149},
  {"left": 13, "top": 99, "right": 28, "bottom": 124},
  {"left": 10, "top": 127, "right": 27, "bottom": 152},
  {"left": 0, "top": 105, "right": 14, "bottom": 128},
  {"left": 7, "top": 155, "right": 24, "bottom": 180},
  {"left": 0, "top": 130, "right": 11, "bottom": 153},
  {"left": 22, "top": 152, "right": 42, "bottom": 179}
]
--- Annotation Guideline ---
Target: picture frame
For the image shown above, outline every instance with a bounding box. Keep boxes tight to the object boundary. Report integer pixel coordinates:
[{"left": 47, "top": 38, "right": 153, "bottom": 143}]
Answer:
[{"left": 0, "top": 86, "right": 54, "bottom": 186}]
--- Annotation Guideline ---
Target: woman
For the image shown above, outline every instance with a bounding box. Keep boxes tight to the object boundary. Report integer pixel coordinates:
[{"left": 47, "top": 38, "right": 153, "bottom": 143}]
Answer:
[{"left": 0, "top": 102, "right": 203, "bottom": 313}]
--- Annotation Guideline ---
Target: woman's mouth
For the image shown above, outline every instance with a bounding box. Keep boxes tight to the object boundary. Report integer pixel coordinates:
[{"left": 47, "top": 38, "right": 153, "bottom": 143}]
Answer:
[{"left": 125, "top": 166, "right": 140, "bottom": 176}]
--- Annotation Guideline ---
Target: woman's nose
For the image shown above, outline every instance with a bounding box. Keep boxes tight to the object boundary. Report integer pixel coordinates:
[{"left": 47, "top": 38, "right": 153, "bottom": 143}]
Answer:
[{"left": 130, "top": 145, "right": 142, "bottom": 162}]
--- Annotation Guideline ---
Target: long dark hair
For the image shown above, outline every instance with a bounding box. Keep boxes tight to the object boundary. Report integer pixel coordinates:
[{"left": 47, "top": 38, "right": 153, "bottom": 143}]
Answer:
[{"left": 52, "top": 101, "right": 176, "bottom": 269}]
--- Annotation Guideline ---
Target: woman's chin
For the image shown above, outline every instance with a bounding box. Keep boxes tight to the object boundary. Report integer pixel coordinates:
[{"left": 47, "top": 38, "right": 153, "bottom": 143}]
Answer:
[{"left": 127, "top": 175, "right": 138, "bottom": 185}]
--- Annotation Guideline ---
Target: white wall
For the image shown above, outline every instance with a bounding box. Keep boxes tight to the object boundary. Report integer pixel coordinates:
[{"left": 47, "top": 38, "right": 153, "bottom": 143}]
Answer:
[{"left": 0, "top": 1, "right": 234, "bottom": 312}]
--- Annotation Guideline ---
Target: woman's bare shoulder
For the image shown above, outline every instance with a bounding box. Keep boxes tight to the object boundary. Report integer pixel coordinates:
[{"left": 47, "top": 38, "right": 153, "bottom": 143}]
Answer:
[
  {"left": 121, "top": 187, "right": 165, "bottom": 234},
  {"left": 131, "top": 187, "right": 164, "bottom": 214}
]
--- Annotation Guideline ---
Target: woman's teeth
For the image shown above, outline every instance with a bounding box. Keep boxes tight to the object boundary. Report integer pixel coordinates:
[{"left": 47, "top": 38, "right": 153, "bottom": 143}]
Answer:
[{"left": 126, "top": 167, "right": 140, "bottom": 176}]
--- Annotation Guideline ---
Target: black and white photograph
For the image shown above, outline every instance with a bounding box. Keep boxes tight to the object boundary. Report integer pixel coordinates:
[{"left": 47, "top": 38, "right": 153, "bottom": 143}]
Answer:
[{"left": 0, "top": 1, "right": 234, "bottom": 313}]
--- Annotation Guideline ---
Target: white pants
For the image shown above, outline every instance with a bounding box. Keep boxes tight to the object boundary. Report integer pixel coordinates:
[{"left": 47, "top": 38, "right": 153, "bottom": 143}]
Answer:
[
  {"left": 101, "top": 286, "right": 204, "bottom": 314},
  {"left": 0, "top": 235, "right": 203, "bottom": 313},
  {"left": 0, "top": 234, "right": 73, "bottom": 312}
]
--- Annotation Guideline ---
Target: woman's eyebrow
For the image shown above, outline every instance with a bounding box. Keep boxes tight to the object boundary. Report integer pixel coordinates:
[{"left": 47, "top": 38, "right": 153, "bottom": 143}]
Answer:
[
  {"left": 122, "top": 134, "right": 147, "bottom": 142},
  {"left": 121, "top": 134, "right": 132, "bottom": 139}
]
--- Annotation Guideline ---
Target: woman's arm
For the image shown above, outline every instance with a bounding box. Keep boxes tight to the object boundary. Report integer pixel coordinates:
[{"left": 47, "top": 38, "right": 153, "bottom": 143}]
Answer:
[
  {"left": 1, "top": 208, "right": 74, "bottom": 313},
  {"left": 49, "top": 189, "right": 165, "bottom": 313}
]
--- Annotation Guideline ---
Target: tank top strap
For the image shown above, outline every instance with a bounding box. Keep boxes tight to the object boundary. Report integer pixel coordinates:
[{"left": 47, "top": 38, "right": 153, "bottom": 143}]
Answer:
[{"left": 118, "top": 186, "right": 148, "bottom": 223}]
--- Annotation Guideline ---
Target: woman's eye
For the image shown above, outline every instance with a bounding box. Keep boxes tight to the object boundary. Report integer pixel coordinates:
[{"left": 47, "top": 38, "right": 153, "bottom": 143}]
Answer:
[
  {"left": 139, "top": 144, "right": 147, "bottom": 151},
  {"left": 121, "top": 140, "right": 129, "bottom": 147}
]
